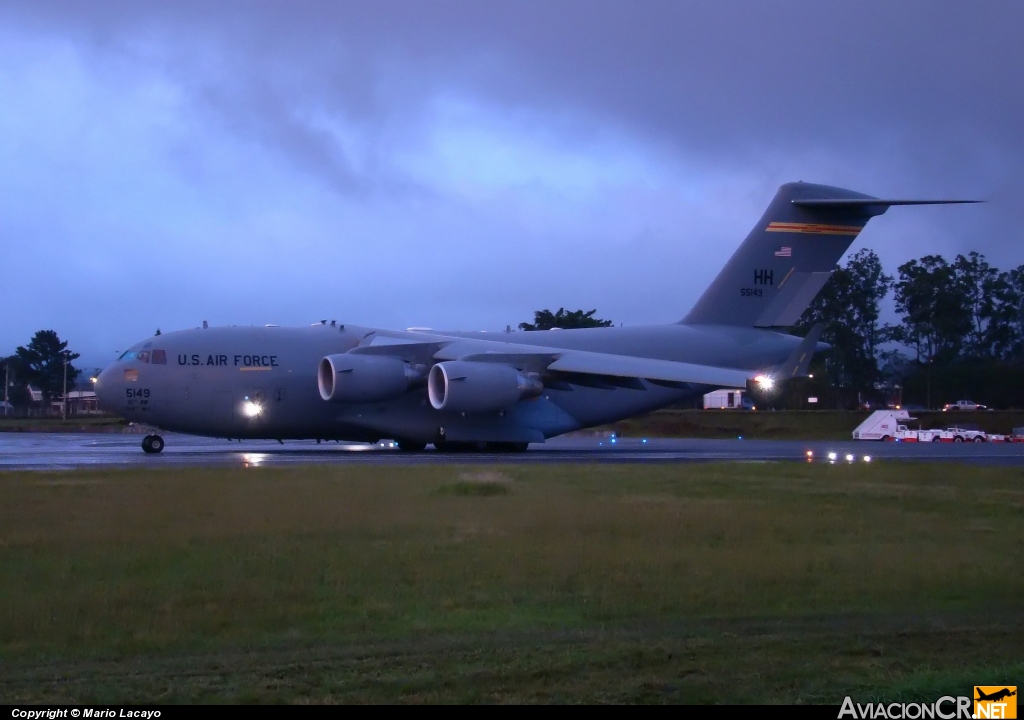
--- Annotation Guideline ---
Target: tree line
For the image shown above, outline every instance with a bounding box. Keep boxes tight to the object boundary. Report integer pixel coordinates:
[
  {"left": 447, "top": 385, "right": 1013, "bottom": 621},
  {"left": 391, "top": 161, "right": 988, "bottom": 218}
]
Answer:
[{"left": 794, "top": 249, "right": 1024, "bottom": 410}]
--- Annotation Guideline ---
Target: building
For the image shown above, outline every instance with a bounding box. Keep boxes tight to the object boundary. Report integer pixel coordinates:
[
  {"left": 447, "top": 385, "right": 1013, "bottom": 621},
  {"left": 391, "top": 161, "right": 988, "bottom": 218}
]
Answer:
[
  {"left": 50, "top": 390, "right": 100, "bottom": 416},
  {"left": 703, "top": 389, "right": 754, "bottom": 410}
]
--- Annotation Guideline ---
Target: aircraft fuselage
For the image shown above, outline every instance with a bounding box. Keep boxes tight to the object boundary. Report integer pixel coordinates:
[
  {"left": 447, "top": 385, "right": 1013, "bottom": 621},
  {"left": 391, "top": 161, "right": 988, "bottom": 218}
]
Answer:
[{"left": 95, "top": 322, "right": 802, "bottom": 445}]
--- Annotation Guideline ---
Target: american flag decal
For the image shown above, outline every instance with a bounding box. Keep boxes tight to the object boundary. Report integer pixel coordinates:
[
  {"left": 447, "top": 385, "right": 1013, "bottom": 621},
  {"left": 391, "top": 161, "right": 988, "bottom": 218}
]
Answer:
[{"left": 774, "top": 246, "right": 792, "bottom": 257}]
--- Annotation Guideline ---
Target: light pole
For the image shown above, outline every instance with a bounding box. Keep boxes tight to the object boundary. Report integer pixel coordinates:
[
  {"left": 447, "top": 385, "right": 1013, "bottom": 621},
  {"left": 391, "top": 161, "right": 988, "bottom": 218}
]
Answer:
[{"left": 62, "top": 352, "right": 68, "bottom": 421}]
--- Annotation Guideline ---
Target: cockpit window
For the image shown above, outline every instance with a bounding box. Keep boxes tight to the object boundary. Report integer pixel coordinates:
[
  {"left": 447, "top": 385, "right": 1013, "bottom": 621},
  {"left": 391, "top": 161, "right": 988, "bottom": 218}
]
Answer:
[{"left": 119, "top": 349, "right": 165, "bottom": 363}]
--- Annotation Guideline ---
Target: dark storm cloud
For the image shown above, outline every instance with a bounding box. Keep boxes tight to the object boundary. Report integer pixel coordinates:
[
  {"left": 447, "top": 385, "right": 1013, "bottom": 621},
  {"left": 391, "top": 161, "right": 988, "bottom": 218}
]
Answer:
[{"left": 1, "top": 1, "right": 1021, "bottom": 365}]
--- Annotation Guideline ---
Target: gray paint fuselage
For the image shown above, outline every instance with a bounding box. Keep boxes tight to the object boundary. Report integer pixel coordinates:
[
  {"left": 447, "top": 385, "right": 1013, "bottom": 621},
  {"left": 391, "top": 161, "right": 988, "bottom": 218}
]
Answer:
[{"left": 95, "top": 322, "right": 802, "bottom": 444}]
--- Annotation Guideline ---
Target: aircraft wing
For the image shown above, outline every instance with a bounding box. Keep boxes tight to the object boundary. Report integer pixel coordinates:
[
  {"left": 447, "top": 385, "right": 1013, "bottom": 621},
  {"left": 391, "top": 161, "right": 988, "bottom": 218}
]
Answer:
[
  {"left": 348, "top": 332, "right": 753, "bottom": 388},
  {"left": 772, "top": 324, "right": 822, "bottom": 379}
]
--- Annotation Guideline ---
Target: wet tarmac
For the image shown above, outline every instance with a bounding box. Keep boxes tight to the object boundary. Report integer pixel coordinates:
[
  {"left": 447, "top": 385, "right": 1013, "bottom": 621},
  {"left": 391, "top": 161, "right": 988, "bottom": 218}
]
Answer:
[{"left": 4, "top": 432, "right": 1024, "bottom": 470}]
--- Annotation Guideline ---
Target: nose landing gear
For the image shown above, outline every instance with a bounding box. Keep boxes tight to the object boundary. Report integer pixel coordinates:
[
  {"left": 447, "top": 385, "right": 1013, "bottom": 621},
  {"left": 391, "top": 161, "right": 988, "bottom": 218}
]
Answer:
[{"left": 142, "top": 435, "right": 165, "bottom": 454}]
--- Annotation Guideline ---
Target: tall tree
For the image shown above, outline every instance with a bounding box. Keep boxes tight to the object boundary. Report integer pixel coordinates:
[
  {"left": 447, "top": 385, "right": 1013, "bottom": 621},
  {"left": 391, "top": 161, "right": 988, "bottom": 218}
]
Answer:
[
  {"left": 891, "top": 255, "right": 972, "bottom": 364},
  {"left": 519, "top": 308, "right": 613, "bottom": 331},
  {"left": 980, "top": 263, "right": 1024, "bottom": 361},
  {"left": 14, "top": 330, "right": 80, "bottom": 404},
  {"left": 952, "top": 251, "right": 1002, "bottom": 359},
  {"left": 796, "top": 249, "right": 893, "bottom": 403}
]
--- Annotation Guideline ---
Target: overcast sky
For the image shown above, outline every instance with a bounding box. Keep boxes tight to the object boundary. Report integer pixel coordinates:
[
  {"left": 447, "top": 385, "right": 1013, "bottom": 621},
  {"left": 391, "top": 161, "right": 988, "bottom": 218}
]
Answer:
[{"left": 1, "top": 1, "right": 1021, "bottom": 370}]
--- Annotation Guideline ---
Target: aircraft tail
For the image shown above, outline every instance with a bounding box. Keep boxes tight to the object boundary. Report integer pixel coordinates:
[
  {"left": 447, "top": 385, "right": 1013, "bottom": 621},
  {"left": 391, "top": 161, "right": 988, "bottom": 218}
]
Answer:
[{"left": 682, "top": 182, "right": 978, "bottom": 327}]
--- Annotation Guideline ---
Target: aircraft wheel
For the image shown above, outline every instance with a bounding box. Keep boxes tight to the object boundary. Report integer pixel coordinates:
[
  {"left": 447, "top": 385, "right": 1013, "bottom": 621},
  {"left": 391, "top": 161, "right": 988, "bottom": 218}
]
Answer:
[
  {"left": 141, "top": 436, "right": 153, "bottom": 453},
  {"left": 149, "top": 435, "right": 165, "bottom": 453},
  {"left": 396, "top": 439, "right": 427, "bottom": 452}
]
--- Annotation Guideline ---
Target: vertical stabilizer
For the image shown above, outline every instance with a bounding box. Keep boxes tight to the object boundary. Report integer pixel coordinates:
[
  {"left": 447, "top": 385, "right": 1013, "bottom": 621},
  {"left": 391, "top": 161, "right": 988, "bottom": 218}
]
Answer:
[
  {"left": 683, "top": 182, "right": 880, "bottom": 327},
  {"left": 683, "top": 183, "right": 978, "bottom": 327}
]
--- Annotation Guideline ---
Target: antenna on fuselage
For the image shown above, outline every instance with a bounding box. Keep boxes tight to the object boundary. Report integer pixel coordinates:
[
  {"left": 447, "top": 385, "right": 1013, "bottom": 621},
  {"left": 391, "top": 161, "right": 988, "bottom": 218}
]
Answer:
[{"left": 202, "top": 320, "right": 208, "bottom": 329}]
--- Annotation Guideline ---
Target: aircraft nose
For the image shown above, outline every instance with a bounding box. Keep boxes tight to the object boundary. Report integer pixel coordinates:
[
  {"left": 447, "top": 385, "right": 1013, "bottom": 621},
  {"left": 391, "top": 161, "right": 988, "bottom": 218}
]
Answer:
[{"left": 94, "top": 365, "right": 122, "bottom": 413}]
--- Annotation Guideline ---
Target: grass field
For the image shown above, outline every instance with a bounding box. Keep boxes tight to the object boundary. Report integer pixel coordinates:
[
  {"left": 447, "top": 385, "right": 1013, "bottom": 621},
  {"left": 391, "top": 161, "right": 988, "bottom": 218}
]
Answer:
[{"left": 1, "top": 462, "right": 1021, "bottom": 703}]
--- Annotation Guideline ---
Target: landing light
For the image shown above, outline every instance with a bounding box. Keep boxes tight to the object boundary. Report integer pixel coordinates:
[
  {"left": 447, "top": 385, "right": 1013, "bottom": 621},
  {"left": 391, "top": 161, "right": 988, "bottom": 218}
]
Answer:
[
  {"left": 242, "top": 400, "right": 262, "bottom": 418},
  {"left": 754, "top": 374, "right": 774, "bottom": 391}
]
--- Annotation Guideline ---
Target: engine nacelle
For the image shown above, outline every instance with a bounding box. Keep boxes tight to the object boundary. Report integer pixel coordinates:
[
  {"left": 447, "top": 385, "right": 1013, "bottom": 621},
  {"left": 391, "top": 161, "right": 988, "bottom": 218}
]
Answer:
[
  {"left": 318, "top": 353, "right": 423, "bottom": 403},
  {"left": 428, "top": 361, "right": 543, "bottom": 414}
]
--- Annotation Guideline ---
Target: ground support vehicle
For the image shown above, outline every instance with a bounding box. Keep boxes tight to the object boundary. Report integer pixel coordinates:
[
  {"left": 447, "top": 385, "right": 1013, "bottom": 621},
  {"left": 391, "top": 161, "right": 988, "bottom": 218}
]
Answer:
[
  {"left": 894, "top": 428, "right": 945, "bottom": 443},
  {"left": 855, "top": 412, "right": 993, "bottom": 442},
  {"left": 934, "top": 427, "right": 988, "bottom": 443},
  {"left": 852, "top": 410, "right": 914, "bottom": 441}
]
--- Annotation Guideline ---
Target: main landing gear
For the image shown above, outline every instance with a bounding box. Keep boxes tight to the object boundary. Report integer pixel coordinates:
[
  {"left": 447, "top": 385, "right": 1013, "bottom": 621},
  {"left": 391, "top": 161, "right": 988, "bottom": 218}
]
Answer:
[{"left": 142, "top": 434, "right": 165, "bottom": 454}]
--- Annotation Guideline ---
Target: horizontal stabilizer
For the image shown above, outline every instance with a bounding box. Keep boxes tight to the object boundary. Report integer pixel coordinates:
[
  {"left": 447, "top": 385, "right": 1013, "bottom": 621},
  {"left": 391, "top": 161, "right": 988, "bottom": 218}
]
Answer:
[
  {"left": 793, "top": 198, "right": 981, "bottom": 207},
  {"left": 792, "top": 198, "right": 981, "bottom": 217}
]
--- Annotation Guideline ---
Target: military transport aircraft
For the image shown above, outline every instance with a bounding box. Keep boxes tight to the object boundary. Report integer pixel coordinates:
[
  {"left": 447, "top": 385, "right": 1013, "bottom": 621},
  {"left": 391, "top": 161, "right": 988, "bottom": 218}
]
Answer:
[{"left": 94, "top": 182, "right": 976, "bottom": 453}]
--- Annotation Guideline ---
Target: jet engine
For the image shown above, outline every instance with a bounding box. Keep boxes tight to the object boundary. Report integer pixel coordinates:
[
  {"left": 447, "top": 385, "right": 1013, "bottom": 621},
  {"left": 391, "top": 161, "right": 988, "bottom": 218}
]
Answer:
[
  {"left": 428, "top": 361, "right": 543, "bottom": 414},
  {"left": 318, "top": 354, "right": 424, "bottom": 403}
]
